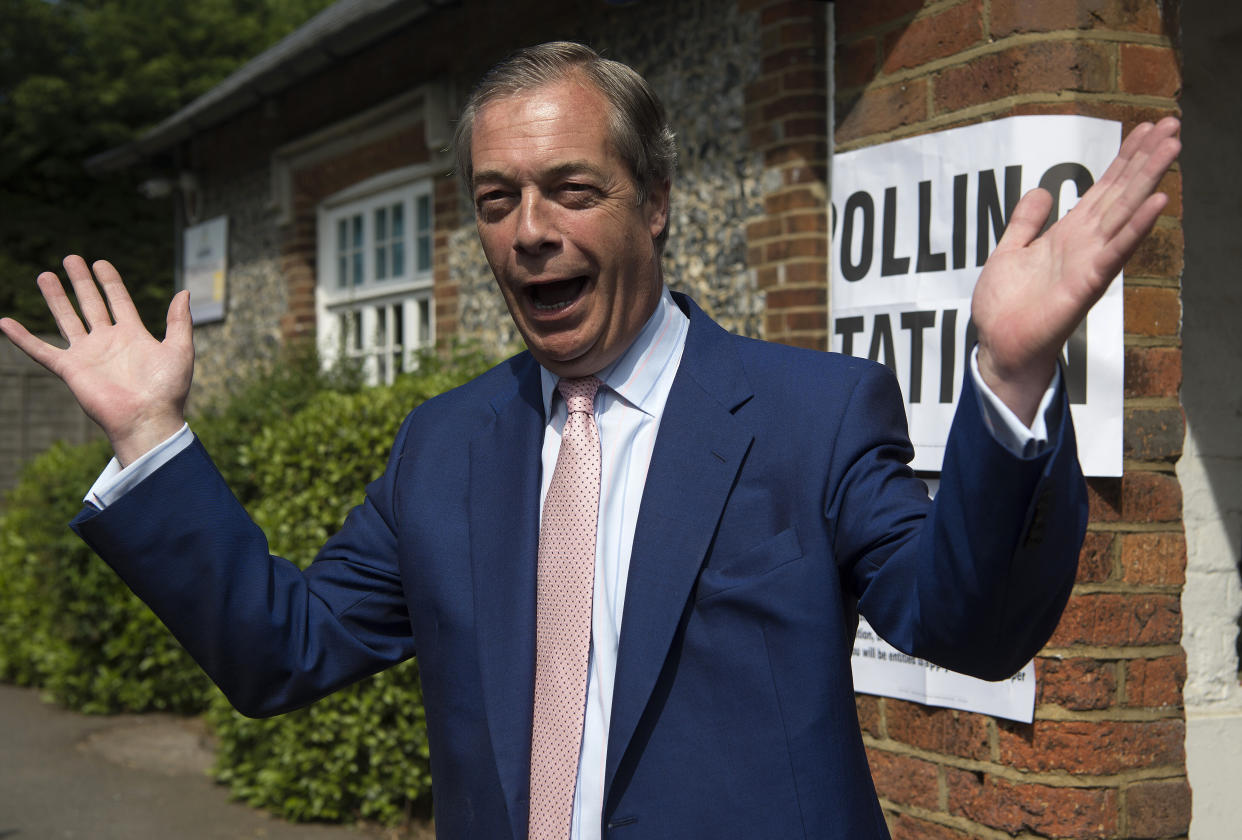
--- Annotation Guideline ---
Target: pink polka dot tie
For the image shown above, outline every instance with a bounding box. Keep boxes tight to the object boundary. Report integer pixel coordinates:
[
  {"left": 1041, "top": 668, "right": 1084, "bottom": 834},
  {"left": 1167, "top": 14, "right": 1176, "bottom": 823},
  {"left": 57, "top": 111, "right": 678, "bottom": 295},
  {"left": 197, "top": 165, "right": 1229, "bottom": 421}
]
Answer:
[{"left": 528, "top": 376, "right": 602, "bottom": 840}]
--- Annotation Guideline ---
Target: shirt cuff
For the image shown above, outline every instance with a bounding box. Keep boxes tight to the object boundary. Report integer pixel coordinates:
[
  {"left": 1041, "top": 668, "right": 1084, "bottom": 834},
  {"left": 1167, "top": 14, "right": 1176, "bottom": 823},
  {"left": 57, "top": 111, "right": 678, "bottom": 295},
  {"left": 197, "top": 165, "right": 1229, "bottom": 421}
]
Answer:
[
  {"left": 969, "top": 347, "right": 1062, "bottom": 460},
  {"left": 84, "top": 424, "right": 195, "bottom": 509}
]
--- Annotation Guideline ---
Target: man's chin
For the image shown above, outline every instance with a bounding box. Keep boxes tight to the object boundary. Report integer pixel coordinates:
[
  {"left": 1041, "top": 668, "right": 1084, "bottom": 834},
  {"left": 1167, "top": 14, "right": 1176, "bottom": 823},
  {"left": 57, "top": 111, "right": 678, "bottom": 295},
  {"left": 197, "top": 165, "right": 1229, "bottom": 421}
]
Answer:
[{"left": 527, "top": 341, "right": 604, "bottom": 379}]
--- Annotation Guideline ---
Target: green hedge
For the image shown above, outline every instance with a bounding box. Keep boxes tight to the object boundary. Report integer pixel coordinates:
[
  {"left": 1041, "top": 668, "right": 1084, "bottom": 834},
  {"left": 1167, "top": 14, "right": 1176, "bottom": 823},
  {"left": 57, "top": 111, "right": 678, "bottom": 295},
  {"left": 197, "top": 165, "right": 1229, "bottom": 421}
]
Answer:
[
  {"left": 0, "top": 346, "right": 495, "bottom": 824},
  {"left": 0, "top": 437, "right": 214, "bottom": 713}
]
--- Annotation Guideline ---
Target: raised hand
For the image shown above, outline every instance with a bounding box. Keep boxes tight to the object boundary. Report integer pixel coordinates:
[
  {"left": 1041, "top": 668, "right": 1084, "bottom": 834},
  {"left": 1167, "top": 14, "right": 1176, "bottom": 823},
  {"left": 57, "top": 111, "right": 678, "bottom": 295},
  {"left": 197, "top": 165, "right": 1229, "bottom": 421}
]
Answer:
[
  {"left": 0, "top": 256, "right": 194, "bottom": 467},
  {"left": 972, "top": 116, "right": 1181, "bottom": 425}
]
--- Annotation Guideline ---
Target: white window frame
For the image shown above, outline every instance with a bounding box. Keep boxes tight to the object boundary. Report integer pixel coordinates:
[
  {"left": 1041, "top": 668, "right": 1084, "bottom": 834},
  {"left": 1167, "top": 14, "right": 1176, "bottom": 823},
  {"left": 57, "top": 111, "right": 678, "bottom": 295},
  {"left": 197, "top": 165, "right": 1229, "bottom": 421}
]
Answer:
[{"left": 316, "top": 167, "right": 436, "bottom": 385}]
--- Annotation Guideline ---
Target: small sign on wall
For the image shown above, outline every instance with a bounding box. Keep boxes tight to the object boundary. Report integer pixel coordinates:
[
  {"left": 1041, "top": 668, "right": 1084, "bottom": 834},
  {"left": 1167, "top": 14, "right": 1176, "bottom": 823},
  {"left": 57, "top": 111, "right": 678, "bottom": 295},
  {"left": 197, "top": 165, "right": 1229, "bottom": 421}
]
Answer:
[{"left": 182, "top": 215, "right": 228, "bottom": 324}]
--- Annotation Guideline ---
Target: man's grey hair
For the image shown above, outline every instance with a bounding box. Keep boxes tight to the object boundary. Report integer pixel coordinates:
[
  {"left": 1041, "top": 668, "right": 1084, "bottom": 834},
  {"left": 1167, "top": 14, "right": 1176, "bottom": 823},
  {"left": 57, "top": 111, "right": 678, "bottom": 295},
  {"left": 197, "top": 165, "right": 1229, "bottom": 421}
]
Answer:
[{"left": 452, "top": 41, "right": 678, "bottom": 247}]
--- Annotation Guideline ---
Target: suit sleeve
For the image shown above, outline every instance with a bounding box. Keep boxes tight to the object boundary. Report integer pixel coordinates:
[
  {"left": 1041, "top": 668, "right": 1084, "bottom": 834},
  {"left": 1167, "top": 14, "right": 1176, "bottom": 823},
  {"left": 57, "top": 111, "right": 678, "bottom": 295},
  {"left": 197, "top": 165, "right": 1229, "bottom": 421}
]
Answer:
[
  {"left": 70, "top": 412, "right": 421, "bottom": 717},
  {"left": 831, "top": 364, "right": 1086, "bottom": 680}
]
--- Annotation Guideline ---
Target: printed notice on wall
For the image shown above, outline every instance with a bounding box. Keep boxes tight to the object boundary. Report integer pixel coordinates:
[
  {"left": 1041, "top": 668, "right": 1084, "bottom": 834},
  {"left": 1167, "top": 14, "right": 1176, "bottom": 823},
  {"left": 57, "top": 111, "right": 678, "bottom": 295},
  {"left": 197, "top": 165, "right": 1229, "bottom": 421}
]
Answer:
[
  {"left": 831, "top": 115, "right": 1124, "bottom": 477},
  {"left": 182, "top": 215, "right": 228, "bottom": 324},
  {"left": 852, "top": 617, "right": 1036, "bottom": 723}
]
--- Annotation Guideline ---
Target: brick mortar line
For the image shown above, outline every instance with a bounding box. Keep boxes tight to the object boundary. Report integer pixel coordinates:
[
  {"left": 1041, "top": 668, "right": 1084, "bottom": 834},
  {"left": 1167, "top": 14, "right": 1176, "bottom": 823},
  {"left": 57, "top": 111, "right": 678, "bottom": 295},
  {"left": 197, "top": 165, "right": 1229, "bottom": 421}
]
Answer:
[
  {"left": 876, "top": 800, "right": 1019, "bottom": 840},
  {"left": 1084, "top": 522, "right": 1186, "bottom": 534},
  {"left": 1122, "top": 275, "right": 1183, "bottom": 289},
  {"left": 835, "top": 91, "right": 1180, "bottom": 152},
  {"left": 749, "top": 261, "right": 829, "bottom": 271},
  {"left": 863, "top": 738, "right": 1188, "bottom": 788},
  {"left": 1124, "top": 336, "right": 1182, "bottom": 349},
  {"left": 1039, "top": 644, "right": 1184, "bottom": 659},
  {"left": 1108, "top": 459, "right": 1179, "bottom": 473},
  {"left": 1119, "top": 458, "right": 1182, "bottom": 472},
  {"left": 836, "top": 27, "right": 1174, "bottom": 84},
  {"left": 1124, "top": 396, "right": 1181, "bottom": 409},
  {"left": 1031, "top": 705, "right": 1184, "bottom": 722},
  {"left": 1069, "top": 582, "right": 1184, "bottom": 596},
  {"left": 925, "top": 89, "right": 1182, "bottom": 122}
]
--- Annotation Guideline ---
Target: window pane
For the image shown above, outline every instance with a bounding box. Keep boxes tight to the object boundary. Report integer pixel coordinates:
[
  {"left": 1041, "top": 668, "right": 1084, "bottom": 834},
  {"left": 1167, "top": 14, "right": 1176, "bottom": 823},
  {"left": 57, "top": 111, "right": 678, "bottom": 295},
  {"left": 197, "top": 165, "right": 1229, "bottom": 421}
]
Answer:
[
  {"left": 375, "top": 206, "right": 387, "bottom": 241},
  {"left": 417, "top": 236, "right": 430, "bottom": 273},
  {"left": 352, "top": 215, "right": 363, "bottom": 249},
  {"left": 417, "top": 195, "right": 430, "bottom": 232},
  {"left": 419, "top": 297, "right": 431, "bottom": 344},
  {"left": 337, "top": 255, "right": 347, "bottom": 288},
  {"left": 376, "top": 245, "right": 387, "bottom": 280},
  {"left": 392, "top": 202, "right": 404, "bottom": 235},
  {"left": 337, "top": 219, "right": 347, "bottom": 251},
  {"left": 353, "top": 251, "right": 363, "bottom": 286},
  {"left": 392, "top": 241, "right": 405, "bottom": 277}
]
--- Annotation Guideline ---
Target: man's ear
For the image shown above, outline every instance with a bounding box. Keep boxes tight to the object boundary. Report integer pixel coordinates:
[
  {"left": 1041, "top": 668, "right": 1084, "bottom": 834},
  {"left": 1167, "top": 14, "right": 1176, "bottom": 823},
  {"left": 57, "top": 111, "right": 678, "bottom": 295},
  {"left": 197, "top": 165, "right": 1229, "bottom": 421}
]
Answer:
[{"left": 646, "top": 179, "right": 671, "bottom": 238}]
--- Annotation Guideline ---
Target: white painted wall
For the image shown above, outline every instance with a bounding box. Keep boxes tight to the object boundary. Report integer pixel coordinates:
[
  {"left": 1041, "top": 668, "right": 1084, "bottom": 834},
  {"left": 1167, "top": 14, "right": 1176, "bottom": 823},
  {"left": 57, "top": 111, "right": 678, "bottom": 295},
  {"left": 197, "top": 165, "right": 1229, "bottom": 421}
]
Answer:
[{"left": 1178, "top": 6, "right": 1242, "bottom": 838}]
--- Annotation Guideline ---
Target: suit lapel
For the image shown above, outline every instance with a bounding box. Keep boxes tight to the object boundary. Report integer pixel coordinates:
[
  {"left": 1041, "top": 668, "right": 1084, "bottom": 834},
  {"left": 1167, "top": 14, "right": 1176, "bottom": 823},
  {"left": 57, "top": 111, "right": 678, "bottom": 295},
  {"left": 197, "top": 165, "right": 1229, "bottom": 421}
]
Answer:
[
  {"left": 604, "top": 298, "right": 755, "bottom": 800},
  {"left": 469, "top": 355, "right": 544, "bottom": 840}
]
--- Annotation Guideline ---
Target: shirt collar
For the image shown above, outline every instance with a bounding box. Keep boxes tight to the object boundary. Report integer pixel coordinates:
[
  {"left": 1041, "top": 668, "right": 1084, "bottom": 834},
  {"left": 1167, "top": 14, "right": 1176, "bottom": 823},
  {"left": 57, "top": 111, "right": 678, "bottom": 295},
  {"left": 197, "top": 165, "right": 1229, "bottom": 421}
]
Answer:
[{"left": 540, "top": 286, "right": 688, "bottom": 419}]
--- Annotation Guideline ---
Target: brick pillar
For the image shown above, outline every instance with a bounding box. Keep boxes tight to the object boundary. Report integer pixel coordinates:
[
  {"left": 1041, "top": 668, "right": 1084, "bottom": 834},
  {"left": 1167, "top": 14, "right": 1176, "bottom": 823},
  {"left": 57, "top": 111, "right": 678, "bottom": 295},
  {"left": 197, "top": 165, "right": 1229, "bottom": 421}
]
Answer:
[
  {"left": 742, "top": 0, "right": 831, "bottom": 350},
  {"left": 837, "top": 2, "right": 1189, "bottom": 838}
]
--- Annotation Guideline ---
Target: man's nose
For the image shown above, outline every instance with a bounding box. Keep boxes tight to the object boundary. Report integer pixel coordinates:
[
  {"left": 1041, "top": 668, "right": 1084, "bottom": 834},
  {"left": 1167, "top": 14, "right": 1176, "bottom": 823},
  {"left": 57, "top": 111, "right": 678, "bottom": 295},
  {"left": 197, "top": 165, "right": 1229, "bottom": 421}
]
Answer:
[{"left": 514, "top": 190, "right": 559, "bottom": 254}]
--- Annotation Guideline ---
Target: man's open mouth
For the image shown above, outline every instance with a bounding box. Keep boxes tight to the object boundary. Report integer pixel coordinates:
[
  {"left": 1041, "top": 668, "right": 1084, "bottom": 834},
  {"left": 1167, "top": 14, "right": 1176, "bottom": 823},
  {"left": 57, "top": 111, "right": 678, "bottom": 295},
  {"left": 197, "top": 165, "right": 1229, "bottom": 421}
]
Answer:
[{"left": 529, "top": 277, "right": 587, "bottom": 312}]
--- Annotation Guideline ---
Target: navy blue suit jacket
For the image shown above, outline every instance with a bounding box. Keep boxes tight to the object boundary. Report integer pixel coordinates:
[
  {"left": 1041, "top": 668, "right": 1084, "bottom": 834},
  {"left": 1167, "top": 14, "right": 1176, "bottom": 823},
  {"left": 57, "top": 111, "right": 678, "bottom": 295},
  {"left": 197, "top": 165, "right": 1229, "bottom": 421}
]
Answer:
[{"left": 73, "top": 293, "right": 1086, "bottom": 839}]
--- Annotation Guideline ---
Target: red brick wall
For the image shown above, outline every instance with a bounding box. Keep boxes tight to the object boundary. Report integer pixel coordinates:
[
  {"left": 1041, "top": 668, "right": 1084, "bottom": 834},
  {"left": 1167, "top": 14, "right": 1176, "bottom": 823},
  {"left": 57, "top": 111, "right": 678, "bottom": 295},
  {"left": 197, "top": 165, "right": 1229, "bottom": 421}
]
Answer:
[
  {"left": 742, "top": 0, "right": 832, "bottom": 349},
  {"left": 834, "top": 1, "right": 1188, "bottom": 838}
]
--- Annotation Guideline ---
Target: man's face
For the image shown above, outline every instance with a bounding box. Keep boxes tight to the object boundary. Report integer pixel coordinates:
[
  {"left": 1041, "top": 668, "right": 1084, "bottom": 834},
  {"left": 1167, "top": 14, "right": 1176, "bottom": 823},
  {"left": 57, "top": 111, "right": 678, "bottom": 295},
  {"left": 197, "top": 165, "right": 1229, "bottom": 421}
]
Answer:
[{"left": 470, "top": 78, "right": 669, "bottom": 378}]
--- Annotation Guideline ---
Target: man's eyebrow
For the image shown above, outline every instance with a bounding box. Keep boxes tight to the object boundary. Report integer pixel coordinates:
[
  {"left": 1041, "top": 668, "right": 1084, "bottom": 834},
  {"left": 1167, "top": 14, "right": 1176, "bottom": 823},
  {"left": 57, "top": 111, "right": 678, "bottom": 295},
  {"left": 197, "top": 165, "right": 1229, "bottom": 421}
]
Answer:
[{"left": 472, "top": 160, "right": 609, "bottom": 189}]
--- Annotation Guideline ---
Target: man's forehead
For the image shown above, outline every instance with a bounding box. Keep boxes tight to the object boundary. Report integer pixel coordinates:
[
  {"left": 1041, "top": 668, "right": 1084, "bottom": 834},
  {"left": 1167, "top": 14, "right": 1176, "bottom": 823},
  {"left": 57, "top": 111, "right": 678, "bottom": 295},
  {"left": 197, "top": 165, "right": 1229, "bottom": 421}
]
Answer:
[{"left": 469, "top": 81, "right": 618, "bottom": 184}]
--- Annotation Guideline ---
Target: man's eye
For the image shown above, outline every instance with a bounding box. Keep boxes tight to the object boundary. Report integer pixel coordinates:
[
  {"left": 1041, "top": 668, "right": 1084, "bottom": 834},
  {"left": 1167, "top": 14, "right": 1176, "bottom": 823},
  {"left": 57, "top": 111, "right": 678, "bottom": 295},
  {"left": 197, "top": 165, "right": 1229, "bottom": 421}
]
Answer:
[
  {"left": 558, "top": 183, "right": 597, "bottom": 203},
  {"left": 475, "top": 192, "right": 513, "bottom": 215}
]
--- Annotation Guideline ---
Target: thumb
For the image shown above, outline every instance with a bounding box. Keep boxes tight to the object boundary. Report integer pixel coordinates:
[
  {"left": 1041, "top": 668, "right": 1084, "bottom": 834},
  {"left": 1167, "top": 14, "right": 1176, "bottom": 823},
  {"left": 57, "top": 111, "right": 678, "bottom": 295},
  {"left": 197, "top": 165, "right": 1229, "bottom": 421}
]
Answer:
[
  {"left": 166, "top": 290, "right": 195, "bottom": 356},
  {"left": 994, "top": 188, "right": 1054, "bottom": 254}
]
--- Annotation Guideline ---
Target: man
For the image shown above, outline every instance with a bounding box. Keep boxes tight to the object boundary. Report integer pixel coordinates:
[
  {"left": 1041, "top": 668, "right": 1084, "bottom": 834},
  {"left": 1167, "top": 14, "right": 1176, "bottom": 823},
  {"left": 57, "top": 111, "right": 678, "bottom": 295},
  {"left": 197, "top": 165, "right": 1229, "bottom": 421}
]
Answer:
[{"left": 0, "top": 42, "right": 1179, "bottom": 840}]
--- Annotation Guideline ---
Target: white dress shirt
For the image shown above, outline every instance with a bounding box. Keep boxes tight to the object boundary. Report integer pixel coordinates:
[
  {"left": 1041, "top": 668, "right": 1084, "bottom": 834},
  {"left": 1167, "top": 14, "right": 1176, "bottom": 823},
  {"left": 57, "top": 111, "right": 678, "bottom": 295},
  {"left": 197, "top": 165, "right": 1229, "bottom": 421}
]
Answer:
[
  {"left": 84, "top": 287, "right": 1059, "bottom": 840},
  {"left": 537, "top": 288, "right": 688, "bottom": 840}
]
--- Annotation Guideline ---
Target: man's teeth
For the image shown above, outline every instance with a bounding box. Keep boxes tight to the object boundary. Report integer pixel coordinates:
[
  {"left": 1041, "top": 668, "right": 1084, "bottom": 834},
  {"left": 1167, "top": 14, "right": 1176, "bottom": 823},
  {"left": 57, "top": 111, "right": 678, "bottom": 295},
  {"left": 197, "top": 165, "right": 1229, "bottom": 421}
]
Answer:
[
  {"left": 529, "top": 277, "right": 586, "bottom": 311},
  {"left": 534, "top": 298, "right": 574, "bottom": 311}
]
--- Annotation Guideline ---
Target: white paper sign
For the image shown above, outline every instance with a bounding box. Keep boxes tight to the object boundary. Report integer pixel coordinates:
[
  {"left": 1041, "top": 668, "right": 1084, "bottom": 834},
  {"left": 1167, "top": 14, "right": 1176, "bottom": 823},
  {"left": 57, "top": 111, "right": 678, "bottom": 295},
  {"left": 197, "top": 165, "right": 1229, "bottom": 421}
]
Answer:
[
  {"left": 831, "top": 115, "right": 1123, "bottom": 476},
  {"left": 852, "top": 617, "right": 1036, "bottom": 723},
  {"left": 182, "top": 215, "right": 228, "bottom": 324}
]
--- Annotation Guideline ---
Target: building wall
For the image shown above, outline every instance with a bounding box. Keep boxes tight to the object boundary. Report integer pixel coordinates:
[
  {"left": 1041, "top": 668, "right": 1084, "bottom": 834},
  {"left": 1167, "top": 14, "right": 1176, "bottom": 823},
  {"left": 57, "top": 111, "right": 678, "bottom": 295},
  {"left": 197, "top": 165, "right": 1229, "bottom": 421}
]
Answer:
[
  {"left": 0, "top": 338, "right": 101, "bottom": 501},
  {"left": 1177, "top": 3, "right": 1242, "bottom": 838},
  {"left": 835, "top": 2, "right": 1189, "bottom": 838},
  {"left": 182, "top": 166, "right": 287, "bottom": 409}
]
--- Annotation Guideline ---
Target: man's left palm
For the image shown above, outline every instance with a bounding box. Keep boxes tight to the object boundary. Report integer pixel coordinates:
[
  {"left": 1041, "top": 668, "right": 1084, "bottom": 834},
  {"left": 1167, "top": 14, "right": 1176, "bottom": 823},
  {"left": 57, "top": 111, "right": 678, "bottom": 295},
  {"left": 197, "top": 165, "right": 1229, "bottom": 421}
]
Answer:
[{"left": 973, "top": 116, "right": 1181, "bottom": 424}]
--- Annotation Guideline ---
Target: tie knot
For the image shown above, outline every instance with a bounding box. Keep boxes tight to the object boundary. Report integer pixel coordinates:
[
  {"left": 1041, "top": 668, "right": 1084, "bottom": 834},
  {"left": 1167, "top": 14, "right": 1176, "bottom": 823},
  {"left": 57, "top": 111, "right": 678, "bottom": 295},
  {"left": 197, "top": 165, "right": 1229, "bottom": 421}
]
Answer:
[{"left": 557, "top": 376, "right": 600, "bottom": 416}]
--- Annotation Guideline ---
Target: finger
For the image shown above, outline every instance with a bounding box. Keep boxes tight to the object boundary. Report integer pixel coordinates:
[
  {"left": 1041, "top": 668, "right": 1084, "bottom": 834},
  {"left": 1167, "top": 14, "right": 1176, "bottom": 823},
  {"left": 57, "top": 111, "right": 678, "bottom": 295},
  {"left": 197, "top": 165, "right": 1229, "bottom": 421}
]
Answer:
[
  {"left": 1074, "top": 121, "right": 1155, "bottom": 217},
  {"left": 164, "top": 289, "right": 194, "bottom": 354},
  {"left": 0, "top": 316, "right": 64, "bottom": 373},
  {"left": 1099, "top": 134, "right": 1180, "bottom": 238},
  {"left": 37, "top": 271, "right": 88, "bottom": 341},
  {"left": 63, "top": 254, "right": 113, "bottom": 331},
  {"left": 92, "top": 259, "right": 142, "bottom": 326},
  {"left": 1073, "top": 119, "right": 1172, "bottom": 221},
  {"left": 993, "top": 188, "right": 1053, "bottom": 253},
  {"left": 1093, "top": 191, "right": 1170, "bottom": 280}
]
